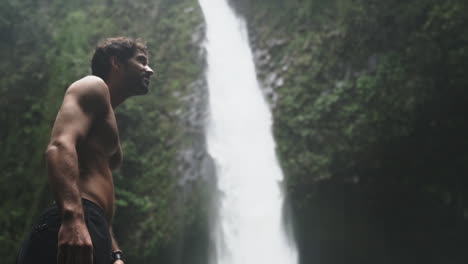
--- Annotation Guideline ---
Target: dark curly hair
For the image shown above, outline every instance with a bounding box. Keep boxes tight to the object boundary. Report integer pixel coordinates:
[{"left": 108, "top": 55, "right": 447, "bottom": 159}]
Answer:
[{"left": 91, "top": 37, "right": 148, "bottom": 79}]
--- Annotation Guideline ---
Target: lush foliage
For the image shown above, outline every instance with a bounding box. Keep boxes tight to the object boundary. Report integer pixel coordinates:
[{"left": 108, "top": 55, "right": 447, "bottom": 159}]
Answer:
[
  {"left": 240, "top": 0, "right": 468, "bottom": 263},
  {"left": 0, "top": 0, "right": 205, "bottom": 263}
]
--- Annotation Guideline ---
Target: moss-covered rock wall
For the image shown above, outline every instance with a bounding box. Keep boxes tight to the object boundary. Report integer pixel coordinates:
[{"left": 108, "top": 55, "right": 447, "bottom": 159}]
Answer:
[{"left": 234, "top": 0, "right": 468, "bottom": 263}]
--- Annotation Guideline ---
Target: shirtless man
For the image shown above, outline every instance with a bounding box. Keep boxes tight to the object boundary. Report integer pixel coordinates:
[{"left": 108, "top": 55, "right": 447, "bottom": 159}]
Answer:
[{"left": 17, "top": 37, "right": 154, "bottom": 264}]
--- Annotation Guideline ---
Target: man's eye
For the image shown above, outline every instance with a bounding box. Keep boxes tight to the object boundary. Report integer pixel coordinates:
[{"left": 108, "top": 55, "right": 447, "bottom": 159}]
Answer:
[{"left": 137, "top": 57, "right": 147, "bottom": 65}]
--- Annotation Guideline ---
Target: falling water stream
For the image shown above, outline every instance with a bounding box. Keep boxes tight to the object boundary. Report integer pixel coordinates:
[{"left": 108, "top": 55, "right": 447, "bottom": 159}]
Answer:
[{"left": 198, "top": 0, "right": 298, "bottom": 263}]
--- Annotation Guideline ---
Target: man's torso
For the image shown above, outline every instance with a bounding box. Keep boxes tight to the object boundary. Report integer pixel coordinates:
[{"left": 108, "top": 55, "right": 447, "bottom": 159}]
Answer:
[{"left": 75, "top": 77, "right": 122, "bottom": 222}]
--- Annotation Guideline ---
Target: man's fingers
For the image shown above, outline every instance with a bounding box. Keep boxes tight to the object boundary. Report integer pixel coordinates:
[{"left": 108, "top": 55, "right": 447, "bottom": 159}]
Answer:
[
  {"left": 57, "top": 245, "right": 66, "bottom": 264},
  {"left": 86, "top": 248, "right": 94, "bottom": 264},
  {"left": 75, "top": 247, "right": 83, "bottom": 264},
  {"left": 89, "top": 243, "right": 94, "bottom": 264},
  {"left": 58, "top": 244, "right": 94, "bottom": 264},
  {"left": 57, "top": 245, "right": 74, "bottom": 264},
  {"left": 57, "top": 221, "right": 94, "bottom": 264},
  {"left": 78, "top": 243, "right": 93, "bottom": 264},
  {"left": 66, "top": 245, "right": 75, "bottom": 264}
]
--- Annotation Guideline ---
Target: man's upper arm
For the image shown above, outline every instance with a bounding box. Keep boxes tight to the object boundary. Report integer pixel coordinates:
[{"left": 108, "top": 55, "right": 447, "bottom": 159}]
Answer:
[{"left": 49, "top": 78, "right": 109, "bottom": 146}]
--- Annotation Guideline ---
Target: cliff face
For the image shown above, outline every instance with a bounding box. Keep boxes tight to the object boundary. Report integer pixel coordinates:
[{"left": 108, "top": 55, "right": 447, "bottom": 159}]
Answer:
[{"left": 231, "top": 1, "right": 468, "bottom": 263}]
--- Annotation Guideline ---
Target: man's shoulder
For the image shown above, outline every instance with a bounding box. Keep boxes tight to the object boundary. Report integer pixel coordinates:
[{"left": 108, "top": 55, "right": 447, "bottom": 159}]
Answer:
[
  {"left": 66, "top": 75, "right": 109, "bottom": 99},
  {"left": 64, "top": 76, "right": 110, "bottom": 114}
]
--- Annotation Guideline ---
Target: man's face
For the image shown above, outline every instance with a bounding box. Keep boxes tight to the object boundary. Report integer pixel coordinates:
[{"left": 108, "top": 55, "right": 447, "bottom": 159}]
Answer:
[{"left": 123, "top": 50, "right": 154, "bottom": 95}]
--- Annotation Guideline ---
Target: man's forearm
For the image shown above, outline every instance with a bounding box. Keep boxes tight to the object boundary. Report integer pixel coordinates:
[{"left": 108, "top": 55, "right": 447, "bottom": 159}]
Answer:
[
  {"left": 46, "top": 140, "right": 84, "bottom": 218},
  {"left": 110, "top": 227, "right": 125, "bottom": 263},
  {"left": 109, "top": 227, "right": 120, "bottom": 251}
]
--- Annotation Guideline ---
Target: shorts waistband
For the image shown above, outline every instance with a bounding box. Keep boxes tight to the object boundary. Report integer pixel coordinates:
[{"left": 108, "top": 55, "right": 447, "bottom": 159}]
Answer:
[
  {"left": 49, "top": 198, "right": 107, "bottom": 219},
  {"left": 81, "top": 198, "right": 107, "bottom": 219}
]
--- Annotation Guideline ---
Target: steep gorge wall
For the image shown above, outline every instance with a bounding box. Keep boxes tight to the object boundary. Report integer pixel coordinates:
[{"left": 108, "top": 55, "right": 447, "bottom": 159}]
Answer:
[{"left": 230, "top": 1, "right": 468, "bottom": 263}]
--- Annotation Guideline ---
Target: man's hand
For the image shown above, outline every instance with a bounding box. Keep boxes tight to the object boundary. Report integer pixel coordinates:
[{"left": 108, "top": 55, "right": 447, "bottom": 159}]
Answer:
[
  {"left": 57, "top": 218, "right": 94, "bottom": 264},
  {"left": 113, "top": 260, "right": 125, "bottom": 264}
]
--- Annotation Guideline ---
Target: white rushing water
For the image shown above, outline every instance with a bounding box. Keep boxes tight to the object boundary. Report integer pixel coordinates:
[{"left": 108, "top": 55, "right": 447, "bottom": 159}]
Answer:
[{"left": 198, "top": 0, "right": 298, "bottom": 264}]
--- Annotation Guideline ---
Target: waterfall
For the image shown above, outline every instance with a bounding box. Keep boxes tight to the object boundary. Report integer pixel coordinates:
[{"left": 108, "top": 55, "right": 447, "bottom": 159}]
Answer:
[{"left": 198, "top": 0, "right": 298, "bottom": 263}]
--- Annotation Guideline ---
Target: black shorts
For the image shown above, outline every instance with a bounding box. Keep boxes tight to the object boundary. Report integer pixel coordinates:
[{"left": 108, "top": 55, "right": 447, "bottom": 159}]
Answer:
[{"left": 17, "top": 199, "right": 112, "bottom": 264}]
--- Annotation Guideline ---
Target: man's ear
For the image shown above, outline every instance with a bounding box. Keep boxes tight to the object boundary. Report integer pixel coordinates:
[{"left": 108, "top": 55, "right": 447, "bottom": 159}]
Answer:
[{"left": 110, "top": 56, "right": 122, "bottom": 71}]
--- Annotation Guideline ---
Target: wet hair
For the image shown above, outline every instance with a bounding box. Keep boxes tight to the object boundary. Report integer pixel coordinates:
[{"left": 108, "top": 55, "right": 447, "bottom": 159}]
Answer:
[{"left": 91, "top": 37, "right": 148, "bottom": 79}]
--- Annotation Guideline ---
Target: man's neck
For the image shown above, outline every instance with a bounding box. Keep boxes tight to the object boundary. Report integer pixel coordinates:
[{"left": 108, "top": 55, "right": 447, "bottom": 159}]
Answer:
[{"left": 105, "top": 78, "right": 128, "bottom": 109}]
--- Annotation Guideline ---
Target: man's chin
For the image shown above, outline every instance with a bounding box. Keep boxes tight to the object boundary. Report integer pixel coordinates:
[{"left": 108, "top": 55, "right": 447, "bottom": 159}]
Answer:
[{"left": 134, "top": 85, "right": 149, "bottom": 95}]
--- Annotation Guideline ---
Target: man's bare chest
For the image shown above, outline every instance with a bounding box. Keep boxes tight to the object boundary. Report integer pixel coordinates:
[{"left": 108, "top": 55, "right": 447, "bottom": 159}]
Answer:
[{"left": 84, "top": 113, "right": 123, "bottom": 169}]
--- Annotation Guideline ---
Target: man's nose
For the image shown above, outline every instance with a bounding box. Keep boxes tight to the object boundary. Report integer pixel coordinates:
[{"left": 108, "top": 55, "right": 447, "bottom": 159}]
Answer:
[{"left": 145, "top": 65, "right": 154, "bottom": 76}]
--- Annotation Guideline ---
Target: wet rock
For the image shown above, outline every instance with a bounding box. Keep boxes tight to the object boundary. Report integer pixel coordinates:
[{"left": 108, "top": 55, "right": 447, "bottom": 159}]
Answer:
[
  {"left": 184, "top": 7, "right": 195, "bottom": 13},
  {"left": 176, "top": 22, "right": 210, "bottom": 187},
  {"left": 266, "top": 38, "right": 287, "bottom": 48}
]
